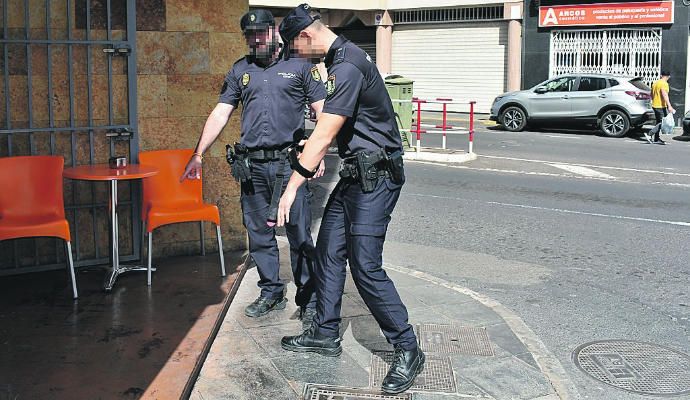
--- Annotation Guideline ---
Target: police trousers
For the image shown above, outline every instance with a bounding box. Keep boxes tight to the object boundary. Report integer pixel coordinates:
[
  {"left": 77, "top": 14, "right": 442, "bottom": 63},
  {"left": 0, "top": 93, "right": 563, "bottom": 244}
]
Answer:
[
  {"left": 240, "top": 159, "right": 316, "bottom": 308},
  {"left": 313, "top": 176, "right": 417, "bottom": 350}
]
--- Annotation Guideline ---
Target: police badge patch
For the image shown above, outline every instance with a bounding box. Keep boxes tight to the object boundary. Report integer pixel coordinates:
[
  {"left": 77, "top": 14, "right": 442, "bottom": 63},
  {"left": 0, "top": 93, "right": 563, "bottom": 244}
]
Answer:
[
  {"left": 249, "top": 14, "right": 256, "bottom": 22},
  {"left": 242, "top": 73, "right": 250, "bottom": 86},
  {"left": 310, "top": 66, "right": 321, "bottom": 82},
  {"left": 326, "top": 75, "right": 336, "bottom": 97}
]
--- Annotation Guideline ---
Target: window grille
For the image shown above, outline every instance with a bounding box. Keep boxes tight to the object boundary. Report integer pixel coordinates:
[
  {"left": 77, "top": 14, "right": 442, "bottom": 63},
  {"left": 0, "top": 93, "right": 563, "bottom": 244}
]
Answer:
[
  {"left": 393, "top": 5, "right": 504, "bottom": 24},
  {"left": 550, "top": 29, "right": 662, "bottom": 85}
]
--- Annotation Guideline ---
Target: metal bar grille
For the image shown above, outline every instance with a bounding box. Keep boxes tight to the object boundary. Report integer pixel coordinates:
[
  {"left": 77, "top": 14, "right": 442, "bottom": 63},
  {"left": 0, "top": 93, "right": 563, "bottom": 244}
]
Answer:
[
  {"left": 0, "top": 0, "right": 140, "bottom": 275},
  {"left": 550, "top": 28, "right": 662, "bottom": 85},
  {"left": 394, "top": 5, "right": 504, "bottom": 25}
]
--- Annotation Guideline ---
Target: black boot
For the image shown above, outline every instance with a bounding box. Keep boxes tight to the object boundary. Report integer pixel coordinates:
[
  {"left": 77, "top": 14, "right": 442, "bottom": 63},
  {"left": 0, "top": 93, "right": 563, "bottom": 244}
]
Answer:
[
  {"left": 281, "top": 324, "right": 342, "bottom": 357},
  {"left": 381, "top": 345, "right": 425, "bottom": 394},
  {"left": 299, "top": 306, "right": 317, "bottom": 331},
  {"left": 244, "top": 295, "right": 287, "bottom": 318}
]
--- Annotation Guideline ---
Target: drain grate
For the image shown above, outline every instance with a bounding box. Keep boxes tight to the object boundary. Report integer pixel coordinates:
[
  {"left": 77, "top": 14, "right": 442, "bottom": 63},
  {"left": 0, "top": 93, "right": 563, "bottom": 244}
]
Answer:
[
  {"left": 416, "top": 324, "right": 494, "bottom": 356},
  {"left": 303, "top": 384, "right": 412, "bottom": 399},
  {"left": 369, "top": 351, "right": 456, "bottom": 393},
  {"left": 574, "top": 340, "right": 690, "bottom": 396}
]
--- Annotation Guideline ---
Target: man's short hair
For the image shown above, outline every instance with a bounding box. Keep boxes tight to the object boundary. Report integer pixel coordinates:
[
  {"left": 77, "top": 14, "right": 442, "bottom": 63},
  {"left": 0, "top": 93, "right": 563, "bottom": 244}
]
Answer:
[{"left": 661, "top": 70, "right": 671, "bottom": 77}]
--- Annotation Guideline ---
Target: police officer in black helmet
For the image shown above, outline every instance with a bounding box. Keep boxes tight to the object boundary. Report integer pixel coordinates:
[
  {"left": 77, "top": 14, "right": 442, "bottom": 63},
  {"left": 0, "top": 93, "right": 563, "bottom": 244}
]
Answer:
[
  {"left": 182, "top": 9, "right": 326, "bottom": 324},
  {"left": 275, "top": 4, "right": 425, "bottom": 395}
]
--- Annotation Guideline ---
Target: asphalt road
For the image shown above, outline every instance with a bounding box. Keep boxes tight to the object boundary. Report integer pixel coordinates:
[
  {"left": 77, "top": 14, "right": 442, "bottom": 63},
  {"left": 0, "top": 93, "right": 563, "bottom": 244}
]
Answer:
[
  {"left": 307, "top": 123, "right": 690, "bottom": 399},
  {"left": 394, "top": 125, "right": 690, "bottom": 399}
]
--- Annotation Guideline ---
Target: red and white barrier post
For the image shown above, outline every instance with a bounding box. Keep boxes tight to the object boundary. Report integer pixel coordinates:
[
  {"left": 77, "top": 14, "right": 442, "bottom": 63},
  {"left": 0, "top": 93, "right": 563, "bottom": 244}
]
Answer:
[
  {"left": 469, "top": 101, "right": 476, "bottom": 154},
  {"left": 436, "top": 98, "right": 453, "bottom": 149}
]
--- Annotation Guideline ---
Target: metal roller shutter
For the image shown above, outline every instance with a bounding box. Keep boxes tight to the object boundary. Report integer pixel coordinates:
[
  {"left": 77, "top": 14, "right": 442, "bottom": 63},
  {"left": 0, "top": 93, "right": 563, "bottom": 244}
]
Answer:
[{"left": 392, "top": 22, "right": 508, "bottom": 113}]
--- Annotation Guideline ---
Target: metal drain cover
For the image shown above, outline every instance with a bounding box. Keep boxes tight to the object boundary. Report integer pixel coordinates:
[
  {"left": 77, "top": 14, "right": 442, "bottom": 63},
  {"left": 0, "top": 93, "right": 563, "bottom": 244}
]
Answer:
[
  {"left": 370, "top": 351, "right": 456, "bottom": 393},
  {"left": 574, "top": 340, "right": 690, "bottom": 396},
  {"left": 303, "top": 384, "right": 412, "bottom": 399},
  {"left": 416, "top": 324, "right": 494, "bottom": 356}
]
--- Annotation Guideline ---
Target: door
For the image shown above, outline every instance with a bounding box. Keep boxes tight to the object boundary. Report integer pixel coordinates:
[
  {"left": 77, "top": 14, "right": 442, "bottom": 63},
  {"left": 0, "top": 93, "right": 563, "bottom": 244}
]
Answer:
[
  {"left": 392, "top": 22, "right": 508, "bottom": 113},
  {"left": 569, "top": 76, "right": 610, "bottom": 119},
  {"left": 529, "top": 76, "right": 577, "bottom": 119}
]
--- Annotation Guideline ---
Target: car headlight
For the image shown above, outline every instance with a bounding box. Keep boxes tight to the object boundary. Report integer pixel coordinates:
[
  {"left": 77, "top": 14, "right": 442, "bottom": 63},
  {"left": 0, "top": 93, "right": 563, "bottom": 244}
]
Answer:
[{"left": 493, "top": 96, "right": 503, "bottom": 103}]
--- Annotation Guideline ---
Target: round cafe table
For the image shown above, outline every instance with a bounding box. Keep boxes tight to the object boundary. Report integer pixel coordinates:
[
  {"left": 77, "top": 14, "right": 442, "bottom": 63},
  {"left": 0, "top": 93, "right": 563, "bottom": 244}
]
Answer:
[{"left": 63, "top": 164, "right": 158, "bottom": 291}]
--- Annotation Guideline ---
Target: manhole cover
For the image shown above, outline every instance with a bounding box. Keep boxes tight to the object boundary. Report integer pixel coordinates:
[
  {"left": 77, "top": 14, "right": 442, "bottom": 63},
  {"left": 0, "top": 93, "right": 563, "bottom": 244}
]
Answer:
[
  {"left": 303, "top": 384, "right": 412, "bottom": 399},
  {"left": 416, "top": 324, "right": 494, "bottom": 356},
  {"left": 574, "top": 340, "right": 690, "bottom": 396},
  {"left": 369, "top": 351, "right": 456, "bottom": 393}
]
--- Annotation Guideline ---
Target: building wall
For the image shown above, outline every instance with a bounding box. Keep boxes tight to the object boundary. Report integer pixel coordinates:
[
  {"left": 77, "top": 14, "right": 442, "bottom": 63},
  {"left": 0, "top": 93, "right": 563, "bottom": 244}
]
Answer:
[
  {"left": 136, "top": 0, "right": 247, "bottom": 257},
  {"left": 0, "top": 0, "right": 247, "bottom": 270},
  {"left": 522, "top": 0, "right": 689, "bottom": 114}
]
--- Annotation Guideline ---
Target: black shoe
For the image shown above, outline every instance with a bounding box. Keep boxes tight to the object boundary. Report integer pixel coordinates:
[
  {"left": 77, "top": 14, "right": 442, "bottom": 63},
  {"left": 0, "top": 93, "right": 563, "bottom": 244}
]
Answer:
[
  {"left": 281, "top": 325, "right": 342, "bottom": 357},
  {"left": 299, "top": 306, "right": 317, "bottom": 331},
  {"left": 381, "top": 346, "right": 426, "bottom": 394},
  {"left": 653, "top": 138, "right": 666, "bottom": 145},
  {"left": 244, "top": 295, "right": 287, "bottom": 318}
]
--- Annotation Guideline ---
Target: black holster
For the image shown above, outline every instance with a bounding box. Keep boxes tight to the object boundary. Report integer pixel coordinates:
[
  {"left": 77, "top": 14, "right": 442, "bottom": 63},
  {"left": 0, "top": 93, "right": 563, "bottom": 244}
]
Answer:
[
  {"left": 339, "top": 149, "right": 405, "bottom": 193},
  {"left": 225, "top": 143, "right": 252, "bottom": 183}
]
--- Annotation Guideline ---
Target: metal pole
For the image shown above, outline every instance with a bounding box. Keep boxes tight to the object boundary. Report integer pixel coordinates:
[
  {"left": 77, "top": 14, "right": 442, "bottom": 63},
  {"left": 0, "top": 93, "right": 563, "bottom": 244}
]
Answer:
[
  {"left": 442, "top": 102, "right": 447, "bottom": 149},
  {"left": 415, "top": 99, "right": 422, "bottom": 154},
  {"left": 469, "top": 101, "right": 476, "bottom": 154}
]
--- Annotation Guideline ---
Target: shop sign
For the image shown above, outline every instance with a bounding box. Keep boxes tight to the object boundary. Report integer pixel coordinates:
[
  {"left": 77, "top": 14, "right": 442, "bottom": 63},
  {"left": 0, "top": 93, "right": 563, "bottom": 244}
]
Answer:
[{"left": 539, "top": 1, "right": 674, "bottom": 27}]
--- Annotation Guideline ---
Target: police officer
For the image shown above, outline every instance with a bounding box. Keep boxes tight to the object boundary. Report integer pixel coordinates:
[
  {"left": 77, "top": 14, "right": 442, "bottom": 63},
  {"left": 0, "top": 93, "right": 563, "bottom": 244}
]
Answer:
[
  {"left": 181, "top": 9, "right": 326, "bottom": 323},
  {"left": 275, "top": 4, "right": 425, "bottom": 395}
]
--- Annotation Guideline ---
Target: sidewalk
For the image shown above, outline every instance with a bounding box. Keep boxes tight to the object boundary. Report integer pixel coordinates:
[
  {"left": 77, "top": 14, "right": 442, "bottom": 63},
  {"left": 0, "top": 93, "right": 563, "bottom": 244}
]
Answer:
[{"left": 191, "top": 244, "right": 570, "bottom": 400}]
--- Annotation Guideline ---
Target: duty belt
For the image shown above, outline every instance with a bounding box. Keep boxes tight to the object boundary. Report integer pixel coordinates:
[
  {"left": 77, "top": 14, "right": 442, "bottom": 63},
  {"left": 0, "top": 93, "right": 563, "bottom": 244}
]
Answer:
[{"left": 248, "top": 147, "right": 290, "bottom": 161}]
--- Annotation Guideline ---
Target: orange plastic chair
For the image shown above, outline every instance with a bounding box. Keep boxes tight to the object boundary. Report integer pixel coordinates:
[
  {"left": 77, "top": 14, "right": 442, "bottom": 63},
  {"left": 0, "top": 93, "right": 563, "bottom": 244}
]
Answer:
[
  {"left": 139, "top": 149, "right": 226, "bottom": 285},
  {"left": 0, "top": 155, "right": 78, "bottom": 298}
]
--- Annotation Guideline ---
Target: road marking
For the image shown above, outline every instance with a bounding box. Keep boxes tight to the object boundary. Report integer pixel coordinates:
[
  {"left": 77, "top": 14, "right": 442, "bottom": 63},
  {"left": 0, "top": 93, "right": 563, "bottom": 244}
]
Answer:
[
  {"left": 406, "top": 192, "right": 690, "bottom": 227},
  {"left": 547, "top": 163, "right": 614, "bottom": 179},
  {"left": 543, "top": 134, "right": 581, "bottom": 139},
  {"left": 487, "top": 201, "right": 690, "bottom": 227},
  {"left": 481, "top": 155, "right": 690, "bottom": 177}
]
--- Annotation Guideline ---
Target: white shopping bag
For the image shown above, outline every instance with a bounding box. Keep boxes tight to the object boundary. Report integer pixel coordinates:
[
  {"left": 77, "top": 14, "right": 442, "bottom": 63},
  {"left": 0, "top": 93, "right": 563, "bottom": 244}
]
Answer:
[{"left": 661, "top": 112, "right": 675, "bottom": 135}]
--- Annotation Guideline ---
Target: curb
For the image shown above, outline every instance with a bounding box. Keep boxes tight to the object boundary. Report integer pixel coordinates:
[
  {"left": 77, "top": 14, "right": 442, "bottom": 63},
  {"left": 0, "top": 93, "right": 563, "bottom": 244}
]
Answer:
[
  {"left": 383, "top": 262, "right": 581, "bottom": 400},
  {"left": 403, "top": 150, "right": 478, "bottom": 164}
]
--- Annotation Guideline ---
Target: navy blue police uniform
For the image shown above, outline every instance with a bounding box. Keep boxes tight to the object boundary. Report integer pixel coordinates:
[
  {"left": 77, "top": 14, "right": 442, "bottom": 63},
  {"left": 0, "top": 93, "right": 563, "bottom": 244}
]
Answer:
[
  {"left": 311, "top": 36, "right": 417, "bottom": 350},
  {"left": 220, "top": 55, "right": 326, "bottom": 310}
]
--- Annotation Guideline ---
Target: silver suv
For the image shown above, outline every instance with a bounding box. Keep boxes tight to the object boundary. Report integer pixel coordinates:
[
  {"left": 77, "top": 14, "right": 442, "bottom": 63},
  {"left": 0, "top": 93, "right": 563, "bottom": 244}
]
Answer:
[{"left": 490, "top": 74, "right": 654, "bottom": 137}]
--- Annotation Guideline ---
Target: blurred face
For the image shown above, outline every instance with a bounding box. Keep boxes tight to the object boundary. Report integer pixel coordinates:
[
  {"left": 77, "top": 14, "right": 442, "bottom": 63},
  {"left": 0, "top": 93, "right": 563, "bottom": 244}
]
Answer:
[
  {"left": 290, "top": 31, "right": 320, "bottom": 59},
  {"left": 244, "top": 26, "right": 278, "bottom": 59}
]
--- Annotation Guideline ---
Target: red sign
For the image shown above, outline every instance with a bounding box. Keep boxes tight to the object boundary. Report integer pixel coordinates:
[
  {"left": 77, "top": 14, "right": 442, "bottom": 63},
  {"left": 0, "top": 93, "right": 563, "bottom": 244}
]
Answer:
[{"left": 539, "top": 1, "right": 674, "bottom": 27}]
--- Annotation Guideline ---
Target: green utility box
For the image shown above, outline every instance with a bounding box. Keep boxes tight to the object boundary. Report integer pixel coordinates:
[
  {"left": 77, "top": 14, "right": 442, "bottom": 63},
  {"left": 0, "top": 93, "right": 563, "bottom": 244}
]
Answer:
[{"left": 384, "top": 75, "right": 414, "bottom": 149}]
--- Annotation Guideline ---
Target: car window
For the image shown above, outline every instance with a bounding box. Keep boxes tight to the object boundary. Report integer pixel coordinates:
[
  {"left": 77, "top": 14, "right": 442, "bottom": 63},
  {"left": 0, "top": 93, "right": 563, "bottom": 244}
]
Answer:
[
  {"left": 608, "top": 79, "right": 619, "bottom": 87},
  {"left": 578, "top": 77, "right": 608, "bottom": 91},
  {"left": 543, "top": 77, "right": 577, "bottom": 92},
  {"left": 629, "top": 78, "right": 651, "bottom": 91}
]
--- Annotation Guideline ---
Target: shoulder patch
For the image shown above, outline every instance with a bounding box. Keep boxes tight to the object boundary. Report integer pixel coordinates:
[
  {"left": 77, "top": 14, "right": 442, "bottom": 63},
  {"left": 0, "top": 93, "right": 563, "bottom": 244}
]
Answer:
[
  {"left": 242, "top": 72, "right": 250, "bottom": 86},
  {"left": 326, "top": 74, "right": 336, "bottom": 97},
  {"left": 310, "top": 66, "right": 321, "bottom": 82},
  {"left": 333, "top": 48, "right": 346, "bottom": 65}
]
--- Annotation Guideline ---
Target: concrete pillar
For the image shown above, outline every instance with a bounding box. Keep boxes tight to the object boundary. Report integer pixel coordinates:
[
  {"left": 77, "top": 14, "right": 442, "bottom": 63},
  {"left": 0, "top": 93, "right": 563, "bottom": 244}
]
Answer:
[
  {"left": 507, "top": 18, "right": 522, "bottom": 92},
  {"left": 376, "top": 10, "right": 394, "bottom": 75}
]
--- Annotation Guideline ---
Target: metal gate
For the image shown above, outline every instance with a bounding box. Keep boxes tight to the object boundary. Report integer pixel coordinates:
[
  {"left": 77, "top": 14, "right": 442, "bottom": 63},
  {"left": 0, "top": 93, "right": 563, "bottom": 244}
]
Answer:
[
  {"left": 550, "top": 28, "right": 662, "bottom": 85},
  {"left": 0, "top": 0, "right": 140, "bottom": 275}
]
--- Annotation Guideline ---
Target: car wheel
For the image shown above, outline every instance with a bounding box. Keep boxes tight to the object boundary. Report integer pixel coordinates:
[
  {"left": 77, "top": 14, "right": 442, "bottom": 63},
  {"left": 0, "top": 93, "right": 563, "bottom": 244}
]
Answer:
[
  {"left": 599, "top": 110, "right": 630, "bottom": 138},
  {"left": 500, "top": 106, "right": 527, "bottom": 132}
]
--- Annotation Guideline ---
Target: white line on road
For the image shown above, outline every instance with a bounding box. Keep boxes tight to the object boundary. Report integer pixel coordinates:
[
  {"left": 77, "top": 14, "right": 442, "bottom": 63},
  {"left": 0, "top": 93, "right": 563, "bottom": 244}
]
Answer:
[
  {"left": 481, "top": 155, "right": 690, "bottom": 177},
  {"left": 487, "top": 201, "right": 690, "bottom": 227},
  {"left": 547, "top": 163, "right": 614, "bottom": 179},
  {"left": 406, "top": 192, "right": 690, "bottom": 227},
  {"left": 543, "top": 134, "right": 581, "bottom": 139}
]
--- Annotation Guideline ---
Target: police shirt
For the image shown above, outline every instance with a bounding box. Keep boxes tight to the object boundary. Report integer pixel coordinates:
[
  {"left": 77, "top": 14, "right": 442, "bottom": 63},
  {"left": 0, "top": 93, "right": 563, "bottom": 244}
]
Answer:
[
  {"left": 322, "top": 35, "right": 403, "bottom": 157},
  {"left": 219, "top": 56, "right": 326, "bottom": 149}
]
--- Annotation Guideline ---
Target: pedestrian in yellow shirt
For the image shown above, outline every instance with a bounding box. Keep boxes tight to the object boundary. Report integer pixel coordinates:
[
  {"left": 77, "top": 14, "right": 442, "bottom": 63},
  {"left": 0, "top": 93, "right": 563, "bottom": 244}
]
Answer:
[{"left": 650, "top": 70, "right": 675, "bottom": 144}]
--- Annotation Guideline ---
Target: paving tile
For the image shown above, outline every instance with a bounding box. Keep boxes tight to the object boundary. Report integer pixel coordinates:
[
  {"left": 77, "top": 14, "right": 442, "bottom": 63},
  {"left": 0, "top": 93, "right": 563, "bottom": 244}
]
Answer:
[
  {"left": 434, "top": 301, "right": 504, "bottom": 327},
  {"left": 270, "top": 351, "right": 370, "bottom": 388},
  {"left": 485, "top": 322, "right": 529, "bottom": 356},
  {"left": 458, "top": 357, "right": 554, "bottom": 400}
]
